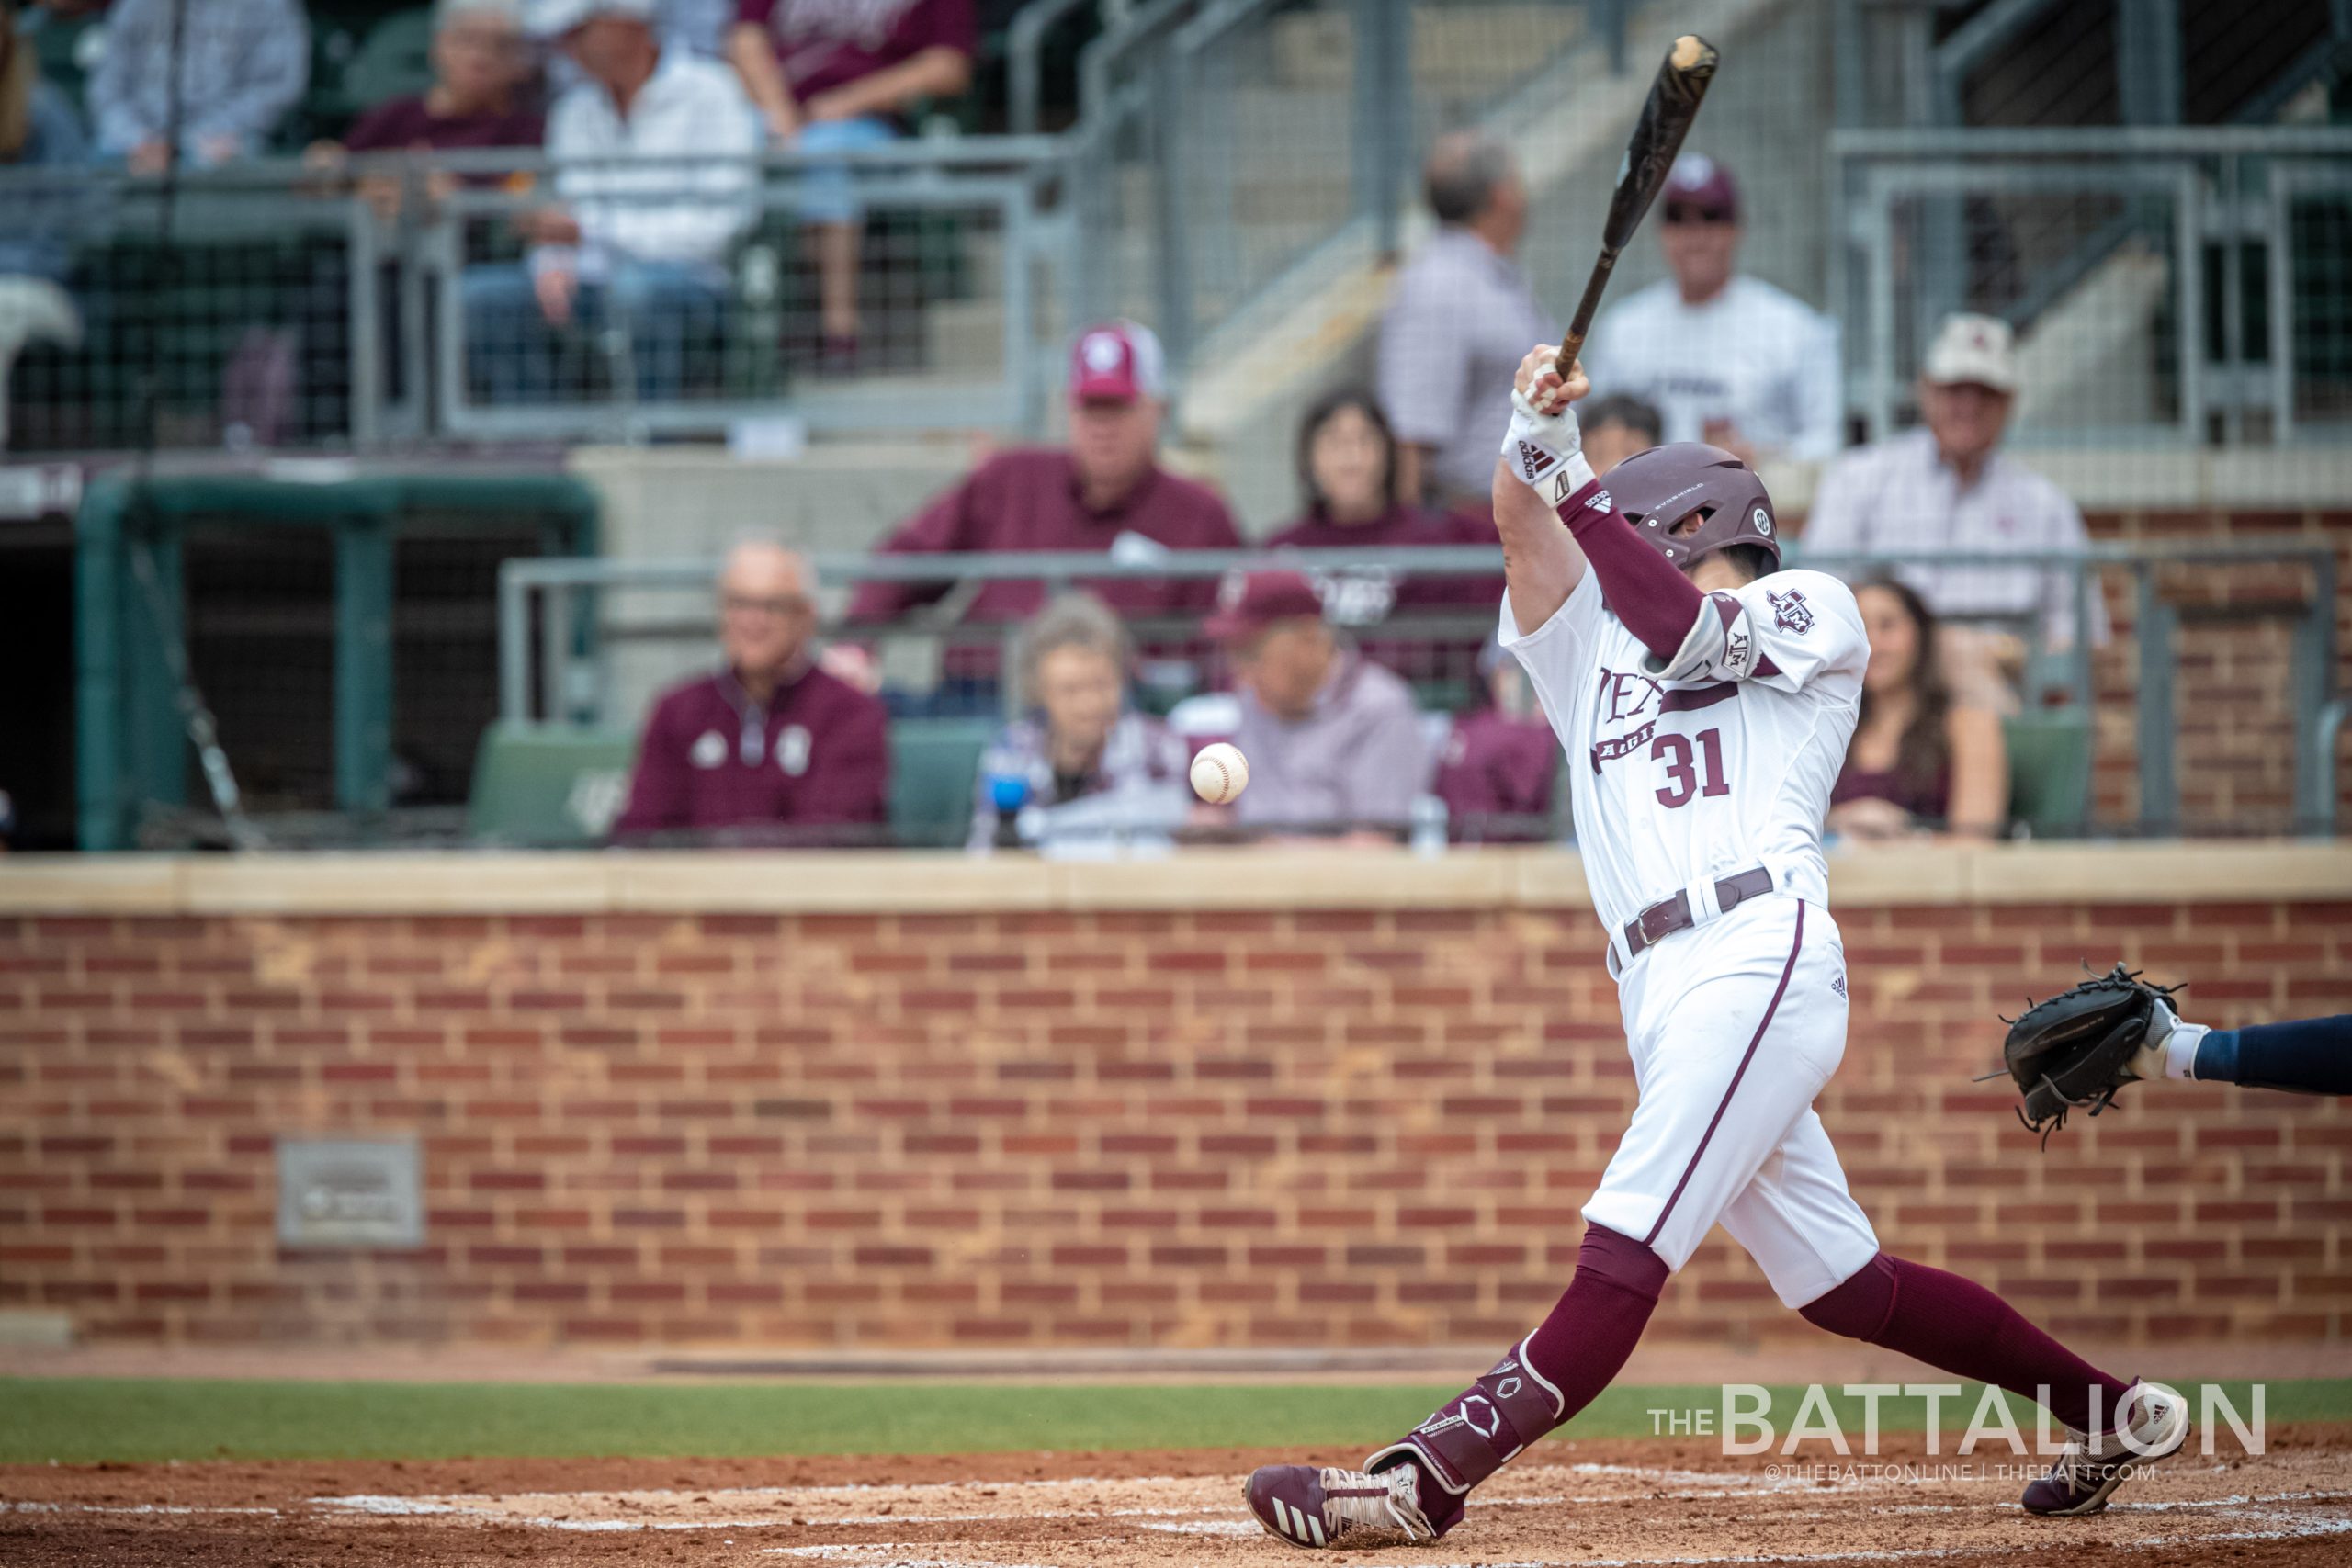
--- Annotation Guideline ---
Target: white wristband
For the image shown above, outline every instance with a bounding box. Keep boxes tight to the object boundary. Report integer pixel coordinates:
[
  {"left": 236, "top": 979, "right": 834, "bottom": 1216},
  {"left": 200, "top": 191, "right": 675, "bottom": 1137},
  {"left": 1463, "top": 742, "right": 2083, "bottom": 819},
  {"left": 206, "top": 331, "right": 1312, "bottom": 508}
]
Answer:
[{"left": 1500, "top": 391, "right": 1591, "bottom": 508}]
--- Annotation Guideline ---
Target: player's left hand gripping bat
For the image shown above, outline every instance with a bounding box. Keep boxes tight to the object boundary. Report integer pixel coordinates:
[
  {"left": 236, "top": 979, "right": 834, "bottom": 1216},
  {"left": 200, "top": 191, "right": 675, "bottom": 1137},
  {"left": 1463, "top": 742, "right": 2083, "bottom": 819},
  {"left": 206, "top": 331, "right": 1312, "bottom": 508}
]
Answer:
[{"left": 1556, "top": 34, "right": 1722, "bottom": 374}]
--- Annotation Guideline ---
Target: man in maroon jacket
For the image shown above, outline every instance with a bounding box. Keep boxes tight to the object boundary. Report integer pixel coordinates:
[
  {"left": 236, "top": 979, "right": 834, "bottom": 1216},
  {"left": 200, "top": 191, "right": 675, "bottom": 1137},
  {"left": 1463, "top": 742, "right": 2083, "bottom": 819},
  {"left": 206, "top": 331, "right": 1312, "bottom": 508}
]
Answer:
[
  {"left": 846, "top": 321, "right": 1243, "bottom": 683},
  {"left": 614, "top": 541, "right": 889, "bottom": 841}
]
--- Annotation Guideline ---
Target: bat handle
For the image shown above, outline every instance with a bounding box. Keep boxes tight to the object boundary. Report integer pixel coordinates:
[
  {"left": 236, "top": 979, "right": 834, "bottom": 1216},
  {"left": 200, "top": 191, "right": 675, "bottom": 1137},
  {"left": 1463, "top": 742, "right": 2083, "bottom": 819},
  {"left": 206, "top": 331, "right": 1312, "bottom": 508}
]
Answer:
[{"left": 1556, "top": 247, "right": 1620, "bottom": 369}]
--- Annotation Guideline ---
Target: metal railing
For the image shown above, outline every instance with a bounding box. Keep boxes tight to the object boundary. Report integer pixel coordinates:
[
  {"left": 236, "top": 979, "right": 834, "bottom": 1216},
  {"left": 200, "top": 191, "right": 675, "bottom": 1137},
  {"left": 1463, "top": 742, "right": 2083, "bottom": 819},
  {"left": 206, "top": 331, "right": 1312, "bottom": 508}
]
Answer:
[
  {"left": 1829, "top": 126, "right": 2352, "bottom": 446},
  {"left": 496, "top": 539, "right": 2343, "bottom": 838},
  {"left": 1058, "top": 0, "right": 1629, "bottom": 372},
  {"left": 0, "top": 140, "right": 1072, "bottom": 453}
]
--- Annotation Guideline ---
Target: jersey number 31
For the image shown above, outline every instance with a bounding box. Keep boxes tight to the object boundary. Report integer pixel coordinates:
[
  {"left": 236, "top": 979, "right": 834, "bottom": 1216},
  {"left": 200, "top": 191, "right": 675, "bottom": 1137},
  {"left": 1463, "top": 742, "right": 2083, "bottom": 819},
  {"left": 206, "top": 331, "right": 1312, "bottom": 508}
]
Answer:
[{"left": 1653, "top": 728, "right": 1730, "bottom": 808}]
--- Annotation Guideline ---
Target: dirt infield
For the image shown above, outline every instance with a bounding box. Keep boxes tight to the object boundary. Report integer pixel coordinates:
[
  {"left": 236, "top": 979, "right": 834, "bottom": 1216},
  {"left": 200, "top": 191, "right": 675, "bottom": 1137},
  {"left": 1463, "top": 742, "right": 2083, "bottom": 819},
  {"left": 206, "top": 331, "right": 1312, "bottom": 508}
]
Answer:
[{"left": 5, "top": 1428, "right": 2349, "bottom": 1567}]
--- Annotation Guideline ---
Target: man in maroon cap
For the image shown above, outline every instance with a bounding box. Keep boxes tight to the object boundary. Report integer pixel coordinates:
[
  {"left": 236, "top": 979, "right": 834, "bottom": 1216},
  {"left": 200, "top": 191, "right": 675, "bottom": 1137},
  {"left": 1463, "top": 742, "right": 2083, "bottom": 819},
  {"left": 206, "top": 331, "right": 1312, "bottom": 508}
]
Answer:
[
  {"left": 1579, "top": 153, "right": 1841, "bottom": 465},
  {"left": 1206, "top": 570, "right": 1430, "bottom": 840},
  {"left": 846, "top": 321, "right": 1244, "bottom": 683},
  {"left": 613, "top": 540, "right": 889, "bottom": 841}
]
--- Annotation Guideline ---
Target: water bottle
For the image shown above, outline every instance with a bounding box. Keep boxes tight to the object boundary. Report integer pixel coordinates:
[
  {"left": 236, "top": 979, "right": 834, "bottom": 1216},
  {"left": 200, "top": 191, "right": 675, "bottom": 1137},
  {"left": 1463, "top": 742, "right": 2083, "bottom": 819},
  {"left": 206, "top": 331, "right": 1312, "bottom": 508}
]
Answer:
[
  {"left": 988, "top": 774, "right": 1032, "bottom": 852},
  {"left": 1410, "top": 795, "right": 1449, "bottom": 858}
]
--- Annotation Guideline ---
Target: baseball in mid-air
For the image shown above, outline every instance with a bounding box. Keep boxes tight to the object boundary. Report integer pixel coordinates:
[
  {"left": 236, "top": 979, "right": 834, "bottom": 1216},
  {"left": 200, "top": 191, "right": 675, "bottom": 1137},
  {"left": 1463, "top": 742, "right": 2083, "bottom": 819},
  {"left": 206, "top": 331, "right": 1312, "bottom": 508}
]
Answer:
[{"left": 1190, "top": 742, "right": 1249, "bottom": 806}]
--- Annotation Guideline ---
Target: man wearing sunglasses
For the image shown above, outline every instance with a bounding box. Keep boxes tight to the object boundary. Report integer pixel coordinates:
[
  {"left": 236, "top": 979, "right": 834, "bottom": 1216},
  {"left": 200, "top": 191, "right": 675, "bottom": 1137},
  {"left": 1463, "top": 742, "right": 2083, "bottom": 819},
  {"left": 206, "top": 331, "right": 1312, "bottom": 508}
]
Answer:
[
  {"left": 613, "top": 540, "right": 889, "bottom": 841},
  {"left": 1579, "top": 154, "right": 1842, "bottom": 467}
]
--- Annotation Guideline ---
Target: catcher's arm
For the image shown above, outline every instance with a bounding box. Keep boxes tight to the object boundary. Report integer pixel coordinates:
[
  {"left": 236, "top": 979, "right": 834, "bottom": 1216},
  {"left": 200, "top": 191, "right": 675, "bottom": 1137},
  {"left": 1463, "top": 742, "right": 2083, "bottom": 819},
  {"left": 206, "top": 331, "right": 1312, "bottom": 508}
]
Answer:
[{"left": 1996, "top": 964, "right": 2181, "bottom": 1145}]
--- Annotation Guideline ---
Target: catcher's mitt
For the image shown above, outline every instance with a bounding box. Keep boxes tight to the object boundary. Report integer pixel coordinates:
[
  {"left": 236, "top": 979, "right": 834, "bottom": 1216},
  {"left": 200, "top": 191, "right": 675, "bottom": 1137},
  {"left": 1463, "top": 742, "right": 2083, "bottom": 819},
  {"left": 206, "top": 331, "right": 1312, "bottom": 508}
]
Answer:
[{"left": 1996, "top": 964, "right": 2183, "bottom": 1145}]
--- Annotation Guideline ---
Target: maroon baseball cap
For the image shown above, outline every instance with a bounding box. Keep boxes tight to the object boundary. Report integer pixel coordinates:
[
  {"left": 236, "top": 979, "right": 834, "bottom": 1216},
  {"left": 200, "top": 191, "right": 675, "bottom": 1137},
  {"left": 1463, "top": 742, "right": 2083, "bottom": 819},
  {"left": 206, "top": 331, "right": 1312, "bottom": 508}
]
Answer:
[
  {"left": 1205, "top": 570, "right": 1326, "bottom": 646},
  {"left": 1069, "top": 321, "right": 1168, "bottom": 405},
  {"left": 1663, "top": 153, "right": 1739, "bottom": 222}
]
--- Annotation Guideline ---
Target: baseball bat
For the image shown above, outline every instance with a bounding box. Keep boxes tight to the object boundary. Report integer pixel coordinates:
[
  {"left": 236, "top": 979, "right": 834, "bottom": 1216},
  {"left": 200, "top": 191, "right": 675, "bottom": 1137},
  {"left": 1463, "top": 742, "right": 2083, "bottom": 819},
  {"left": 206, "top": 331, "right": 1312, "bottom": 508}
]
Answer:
[{"left": 1556, "top": 33, "right": 1722, "bottom": 371}]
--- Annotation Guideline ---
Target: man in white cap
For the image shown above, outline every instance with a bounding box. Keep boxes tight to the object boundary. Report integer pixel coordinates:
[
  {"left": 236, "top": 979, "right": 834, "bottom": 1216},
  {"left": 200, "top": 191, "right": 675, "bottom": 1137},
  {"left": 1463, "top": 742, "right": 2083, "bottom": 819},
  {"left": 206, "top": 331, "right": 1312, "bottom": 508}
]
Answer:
[
  {"left": 1802, "top": 311, "right": 2107, "bottom": 660},
  {"left": 460, "top": 0, "right": 758, "bottom": 403},
  {"left": 1579, "top": 152, "right": 1842, "bottom": 465}
]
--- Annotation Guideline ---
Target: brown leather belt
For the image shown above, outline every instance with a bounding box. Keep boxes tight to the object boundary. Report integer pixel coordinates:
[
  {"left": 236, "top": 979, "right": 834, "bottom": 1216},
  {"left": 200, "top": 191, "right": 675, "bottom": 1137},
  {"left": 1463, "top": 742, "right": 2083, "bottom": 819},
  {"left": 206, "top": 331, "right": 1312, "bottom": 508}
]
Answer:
[{"left": 1622, "top": 866, "right": 1776, "bottom": 960}]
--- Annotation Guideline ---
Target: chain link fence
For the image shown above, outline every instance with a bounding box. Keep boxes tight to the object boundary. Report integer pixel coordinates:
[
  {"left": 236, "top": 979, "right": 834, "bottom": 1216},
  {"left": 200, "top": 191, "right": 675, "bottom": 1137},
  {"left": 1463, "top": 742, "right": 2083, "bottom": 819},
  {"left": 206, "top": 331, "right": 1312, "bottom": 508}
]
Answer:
[{"left": 0, "top": 144, "right": 1067, "bottom": 454}]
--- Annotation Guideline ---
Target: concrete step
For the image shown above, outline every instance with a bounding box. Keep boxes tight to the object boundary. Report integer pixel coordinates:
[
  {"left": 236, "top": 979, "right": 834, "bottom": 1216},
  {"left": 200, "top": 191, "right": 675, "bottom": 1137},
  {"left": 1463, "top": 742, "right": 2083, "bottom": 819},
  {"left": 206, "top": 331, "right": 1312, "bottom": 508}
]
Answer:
[
  {"left": 1268, "top": 4, "right": 1589, "bottom": 92},
  {"left": 960, "top": 230, "right": 1005, "bottom": 298},
  {"left": 926, "top": 296, "right": 1007, "bottom": 375}
]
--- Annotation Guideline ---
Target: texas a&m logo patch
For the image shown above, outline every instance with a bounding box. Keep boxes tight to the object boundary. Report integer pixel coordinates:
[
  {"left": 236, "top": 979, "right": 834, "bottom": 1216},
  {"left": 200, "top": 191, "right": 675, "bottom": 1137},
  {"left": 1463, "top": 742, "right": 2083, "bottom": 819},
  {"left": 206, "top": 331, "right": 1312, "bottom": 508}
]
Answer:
[{"left": 1767, "top": 587, "right": 1814, "bottom": 634}]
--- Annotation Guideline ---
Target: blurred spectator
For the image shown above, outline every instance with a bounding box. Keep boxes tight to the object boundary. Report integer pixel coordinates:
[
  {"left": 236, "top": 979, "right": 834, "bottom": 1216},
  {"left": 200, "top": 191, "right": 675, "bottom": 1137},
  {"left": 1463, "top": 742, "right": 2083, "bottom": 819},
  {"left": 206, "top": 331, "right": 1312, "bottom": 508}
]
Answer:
[
  {"left": 967, "top": 592, "right": 1190, "bottom": 853},
  {"left": 317, "top": 0, "right": 542, "bottom": 166},
  {"left": 1268, "top": 388, "right": 1456, "bottom": 604},
  {"left": 727, "top": 0, "right": 975, "bottom": 371},
  {"left": 0, "top": 786, "right": 13, "bottom": 850},
  {"left": 1580, "top": 154, "right": 1840, "bottom": 464},
  {"left": 660, "top": 0, "right": 731, "bottom": 55},
  {"left": 1206, "top": 570, "right": 1429, "bottom": 839},
  {"left": 613, "top": 540, "right": 888, "bottom": 840},
  {"left": 1431, "top": 637, "right": 1556, "bottom": 843},
  {"left": 1802, "top": 313, "right": 2108, "bottom": 668},
  {"left": 1378, "top": 130, "right": 1555, "bottom": 509},
  {"left": 462, "top": 0, "right": 756, "bottom": 404},
  {"left": 0, "top": 0, "right": 85, "bottom": 444},
  {"left": 1828, "top": 576, "right": 2008, "bottom": 844},
  {"left": 1, "top": 0, "right": 87, "bottom": 285},
  {"left": 89, "top": 0, "right": 309, "bottom": 173},
  {"left": 1579, "top": 392, "right": 1662, "bottom": 476},
  {"left": 847, "top": 321, "right": 1243, "bottom": 691}
]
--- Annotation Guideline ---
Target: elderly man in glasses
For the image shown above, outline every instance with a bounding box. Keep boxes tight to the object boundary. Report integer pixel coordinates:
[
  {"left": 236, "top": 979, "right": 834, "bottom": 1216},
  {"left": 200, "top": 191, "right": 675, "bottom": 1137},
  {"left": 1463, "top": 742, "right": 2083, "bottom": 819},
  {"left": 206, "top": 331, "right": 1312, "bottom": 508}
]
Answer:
[
  {"left": 612, "top": 539, "right": 889, "bottom": 841},
  {"left": 1578, "top": 153, "right": 1843, "bottom": 467}
]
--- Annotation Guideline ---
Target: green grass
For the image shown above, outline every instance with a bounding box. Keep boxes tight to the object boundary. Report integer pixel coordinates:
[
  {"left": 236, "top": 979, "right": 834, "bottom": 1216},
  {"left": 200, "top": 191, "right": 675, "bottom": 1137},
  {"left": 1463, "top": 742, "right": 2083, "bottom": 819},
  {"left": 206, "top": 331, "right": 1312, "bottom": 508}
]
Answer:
[{"left": 3, "top": 1377, "right": 2346, "bottom": 1465}]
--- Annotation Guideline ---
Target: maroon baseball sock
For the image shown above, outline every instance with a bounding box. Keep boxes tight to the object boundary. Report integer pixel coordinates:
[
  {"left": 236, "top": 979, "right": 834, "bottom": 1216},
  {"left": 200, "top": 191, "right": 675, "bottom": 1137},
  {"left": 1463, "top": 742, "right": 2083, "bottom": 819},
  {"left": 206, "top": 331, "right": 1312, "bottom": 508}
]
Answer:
[
  {"left": 1800, "top": 1252, "right": 2131, "bottom": 1434},
  {"left": 1388, "top": 1224, "right": 1668, "bottom": 1533}
]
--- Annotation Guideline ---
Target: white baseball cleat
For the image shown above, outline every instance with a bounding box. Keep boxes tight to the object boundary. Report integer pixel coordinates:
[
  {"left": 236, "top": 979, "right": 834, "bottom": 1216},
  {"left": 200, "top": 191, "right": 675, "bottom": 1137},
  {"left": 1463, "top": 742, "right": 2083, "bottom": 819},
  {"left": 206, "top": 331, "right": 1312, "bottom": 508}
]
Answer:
[{"left": 1242, "top": 1462, "right": 1437, "bottom": 1550}]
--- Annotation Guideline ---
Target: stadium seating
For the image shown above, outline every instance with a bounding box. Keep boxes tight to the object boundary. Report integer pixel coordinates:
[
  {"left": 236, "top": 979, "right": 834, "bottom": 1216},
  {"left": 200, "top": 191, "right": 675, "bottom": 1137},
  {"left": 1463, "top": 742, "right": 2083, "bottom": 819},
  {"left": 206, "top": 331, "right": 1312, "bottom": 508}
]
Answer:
[
  {"left": 466, "top": 720, "right": 638, "bottom": 847},
  {"left": 2004, "top": 712, "right": 2093, "bottom": 840},
  {"left": 884, "top": 716, "right": 996, "bottom": 850},
  {"left": 465, "top": 715, "right": 998, "bottom": 849}
]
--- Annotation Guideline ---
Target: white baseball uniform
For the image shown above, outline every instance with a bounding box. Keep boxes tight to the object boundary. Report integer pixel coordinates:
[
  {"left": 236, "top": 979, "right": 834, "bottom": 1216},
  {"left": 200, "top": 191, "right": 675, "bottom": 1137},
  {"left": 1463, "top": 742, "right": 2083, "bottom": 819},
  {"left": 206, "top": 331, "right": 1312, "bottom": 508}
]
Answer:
[{"left": 1499, "top": 563, "right": 1882, "bottom": 1308}]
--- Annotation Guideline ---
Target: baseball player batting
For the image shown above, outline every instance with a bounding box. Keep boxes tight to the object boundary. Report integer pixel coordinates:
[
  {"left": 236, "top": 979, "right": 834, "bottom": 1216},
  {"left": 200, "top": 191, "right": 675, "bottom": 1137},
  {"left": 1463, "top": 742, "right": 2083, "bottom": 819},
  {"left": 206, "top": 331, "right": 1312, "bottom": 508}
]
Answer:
[{"left": 1241, "top": 349, "right": 2189, "bottom": 1551}]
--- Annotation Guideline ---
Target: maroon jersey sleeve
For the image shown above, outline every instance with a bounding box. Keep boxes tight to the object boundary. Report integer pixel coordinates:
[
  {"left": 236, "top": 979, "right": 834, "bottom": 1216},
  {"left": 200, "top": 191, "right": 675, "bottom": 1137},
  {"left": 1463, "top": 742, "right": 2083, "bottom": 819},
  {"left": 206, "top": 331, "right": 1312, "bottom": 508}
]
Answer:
[
  {"left": 793, "top": 688, "right": 890, "bottom": 826},
  {"left": 735, "top": 0, "right": 776, "bottom": 28},
  {"left": 1170, "top": 490, "right": 1244, "bottom": 611},
  {"left": 613, "top": 692, "right": 690, "bottom": 839},
  {"left": 1555, "top": 475, "right": 1705, "bottom": 661},
  {"left": 845, "top": 463, "right": 991, "bottom": 622},
  {"left": 341, "top": 98, "right": 423, "bottom": 153},
  {"left": 915, "top": 0, "right": 979, "bottom": 58}
]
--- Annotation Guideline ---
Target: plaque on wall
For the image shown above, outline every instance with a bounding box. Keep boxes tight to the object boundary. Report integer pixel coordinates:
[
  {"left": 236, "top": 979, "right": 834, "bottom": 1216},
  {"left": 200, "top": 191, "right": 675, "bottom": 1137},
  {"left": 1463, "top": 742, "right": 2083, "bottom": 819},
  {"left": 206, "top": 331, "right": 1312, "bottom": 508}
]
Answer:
[{"left": 275, "top": 1137, "right": 424, "bottom": 1249}]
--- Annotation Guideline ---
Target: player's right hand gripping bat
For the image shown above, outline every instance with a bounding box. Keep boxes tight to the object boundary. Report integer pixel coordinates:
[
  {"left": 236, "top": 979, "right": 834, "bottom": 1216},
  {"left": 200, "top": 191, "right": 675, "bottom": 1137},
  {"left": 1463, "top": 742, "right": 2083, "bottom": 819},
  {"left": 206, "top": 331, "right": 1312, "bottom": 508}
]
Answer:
[{"left": 1556, "top": 34, "right": 1722, "bottom": 372}]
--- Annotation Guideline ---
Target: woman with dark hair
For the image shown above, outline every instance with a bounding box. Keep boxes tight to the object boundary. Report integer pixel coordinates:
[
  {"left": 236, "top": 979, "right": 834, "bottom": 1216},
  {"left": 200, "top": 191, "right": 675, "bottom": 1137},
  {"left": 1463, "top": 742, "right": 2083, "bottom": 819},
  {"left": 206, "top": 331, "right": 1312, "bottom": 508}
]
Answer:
[
  {"left": 1268, "top": 389, "right": 1487, "bottom": 667},
  {"left": 1269, "top": 390, "right": 1442, "bottom": 549},
  {"left": 1829, "top": 575, "right": 2009, "bottom": 842}
]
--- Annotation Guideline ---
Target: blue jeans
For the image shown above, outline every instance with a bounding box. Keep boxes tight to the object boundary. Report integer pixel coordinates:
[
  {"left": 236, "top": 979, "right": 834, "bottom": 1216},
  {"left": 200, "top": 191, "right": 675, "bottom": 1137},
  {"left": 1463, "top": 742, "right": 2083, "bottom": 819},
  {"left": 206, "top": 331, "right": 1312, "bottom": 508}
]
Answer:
[
  {"left": 793, "top": 116, "right": 899, "bottom": 224},
  {"left": 461, "top": 259, "right": 727, "bottom": 405}
]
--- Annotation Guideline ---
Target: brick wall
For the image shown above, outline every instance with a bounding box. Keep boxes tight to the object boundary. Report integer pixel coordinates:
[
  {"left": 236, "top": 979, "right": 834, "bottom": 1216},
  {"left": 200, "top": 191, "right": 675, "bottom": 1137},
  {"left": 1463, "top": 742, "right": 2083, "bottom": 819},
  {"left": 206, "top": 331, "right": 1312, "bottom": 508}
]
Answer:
[
  {"left": 5, "top": 889, "right": 2348, "bottom": 1349},
  {"left": 2075, "top": 507, "right": 2347, "bottom": 832}
]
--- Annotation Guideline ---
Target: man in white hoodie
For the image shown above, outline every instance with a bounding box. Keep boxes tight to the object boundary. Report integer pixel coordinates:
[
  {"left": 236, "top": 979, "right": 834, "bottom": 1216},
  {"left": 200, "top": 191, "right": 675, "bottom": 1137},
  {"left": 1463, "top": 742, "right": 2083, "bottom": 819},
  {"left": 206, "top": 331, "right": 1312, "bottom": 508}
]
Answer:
[
  {"left": 462, "top": 0, "right": 758, "bottom": 404},
  {"left": 1580, "top": 153, "right": 1842, "bottom": 466}
]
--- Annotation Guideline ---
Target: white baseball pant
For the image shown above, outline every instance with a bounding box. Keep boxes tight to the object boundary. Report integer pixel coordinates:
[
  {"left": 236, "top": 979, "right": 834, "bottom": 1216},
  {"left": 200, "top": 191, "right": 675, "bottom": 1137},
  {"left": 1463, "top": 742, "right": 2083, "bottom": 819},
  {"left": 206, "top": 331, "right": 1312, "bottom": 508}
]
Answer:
[{"left": 1580, "top": 893, "right": 1882, "bottom": 1308}]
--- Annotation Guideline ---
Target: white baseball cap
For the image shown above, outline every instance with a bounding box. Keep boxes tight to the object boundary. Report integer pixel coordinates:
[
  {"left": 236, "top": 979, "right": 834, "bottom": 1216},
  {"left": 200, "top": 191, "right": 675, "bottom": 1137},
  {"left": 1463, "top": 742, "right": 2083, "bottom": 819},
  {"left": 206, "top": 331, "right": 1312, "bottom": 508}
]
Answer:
[
  {"left": 528, "top": 0, "right": 653, "bottom": 39},
  {"left": 1922, "top": 312, "right": 2018, "bottom": 393}
]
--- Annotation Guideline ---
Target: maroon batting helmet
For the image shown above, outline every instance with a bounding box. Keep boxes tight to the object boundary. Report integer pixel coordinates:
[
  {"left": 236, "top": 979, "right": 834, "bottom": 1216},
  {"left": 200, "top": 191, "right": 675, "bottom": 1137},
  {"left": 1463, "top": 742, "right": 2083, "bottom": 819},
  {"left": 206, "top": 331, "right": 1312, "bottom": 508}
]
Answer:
[{"left": 1599, "top": 441, "right": 1780, "bottom": 570}]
